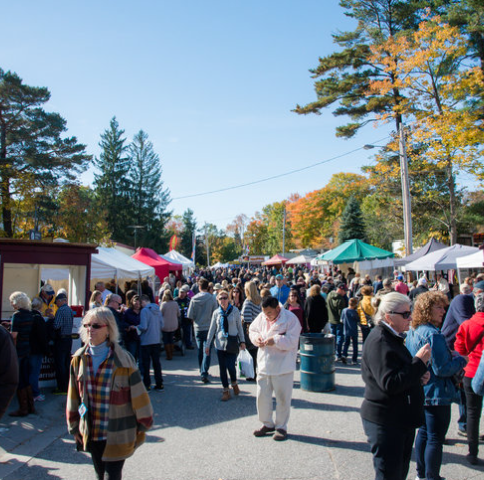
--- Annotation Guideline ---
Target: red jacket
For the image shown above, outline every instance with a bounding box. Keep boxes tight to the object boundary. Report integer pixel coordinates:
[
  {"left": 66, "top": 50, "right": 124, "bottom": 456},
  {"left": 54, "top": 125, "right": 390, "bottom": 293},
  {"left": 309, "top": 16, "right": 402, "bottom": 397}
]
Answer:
[{"left": 455, "top": 312, "right": 484, "bottom": 378}]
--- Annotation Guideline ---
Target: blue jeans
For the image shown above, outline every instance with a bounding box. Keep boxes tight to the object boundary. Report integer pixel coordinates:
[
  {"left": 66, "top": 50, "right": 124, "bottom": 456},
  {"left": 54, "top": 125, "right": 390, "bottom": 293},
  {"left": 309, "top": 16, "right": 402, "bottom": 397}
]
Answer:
[
  {"left": 195, "top": 330, "right": 212, "bottom": 379},
  {"left": 415, "top": 405, "right": 451, "bottom": 480},
  {"left": 162, "top": 331, "right": 175, "bottom": 345},
  {"left": 29, "top": 354, "right": 43, "bottom": 397},
  {"left": 362, "top": 418, "right": 415, "bottom": 480},
  {"left": 457, "top": 386, "right": 467, "bottom": 432},
  {"left": 330, "top": 323, "right": 344, "bottom": 358},
  {"left": 342, "top": 335, "right": 358, "bottom": 362},
  {"left": 182, "top": 323, "right": 193, "bottom": 347},
  {"left": 125, "top": 339, "right": 140, "bottom": 362},
  {"left": 216, "top": 349, "right": 237, "bottom": 388},
  {"left": 53, "top": 337, "right": 72, "bottom": 392}
]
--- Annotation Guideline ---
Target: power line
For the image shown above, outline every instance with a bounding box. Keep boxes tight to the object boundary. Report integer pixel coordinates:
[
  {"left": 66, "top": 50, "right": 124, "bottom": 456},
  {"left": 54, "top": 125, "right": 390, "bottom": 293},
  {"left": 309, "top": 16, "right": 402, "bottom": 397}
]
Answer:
[{"left": 172, "top": 136, "right": 392, "bottom": 200}]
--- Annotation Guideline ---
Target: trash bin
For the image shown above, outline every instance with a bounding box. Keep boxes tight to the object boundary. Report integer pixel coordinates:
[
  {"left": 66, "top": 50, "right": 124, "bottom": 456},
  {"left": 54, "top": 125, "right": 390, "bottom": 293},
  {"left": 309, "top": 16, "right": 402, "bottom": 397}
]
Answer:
[{"left": 299, "top": 333, "right": 335, "bottom": 392}]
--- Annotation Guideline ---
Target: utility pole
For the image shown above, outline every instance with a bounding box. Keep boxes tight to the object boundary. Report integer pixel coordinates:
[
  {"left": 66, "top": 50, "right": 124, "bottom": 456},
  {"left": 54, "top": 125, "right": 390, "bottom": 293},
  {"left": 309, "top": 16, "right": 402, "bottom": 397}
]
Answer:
[
  {"left": 399, "top": 123, "right": 413, "bottom": 256},
  {"left": 128, "top": 225, "right": 145, "bottom": 250},
  {"left": 204, "top": 223, "right": 210, "bottom": 266},
  {"left": 282, "top": 207, "right": 286, "bottom": 256}
]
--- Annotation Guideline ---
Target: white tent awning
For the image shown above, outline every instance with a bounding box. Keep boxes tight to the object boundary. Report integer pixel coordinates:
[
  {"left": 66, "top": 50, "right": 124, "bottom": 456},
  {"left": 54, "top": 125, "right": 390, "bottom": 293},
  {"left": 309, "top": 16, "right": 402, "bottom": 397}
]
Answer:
[
  {"left": 405, "top": 244, "right": 479, "bottom": 271},
  {"left": 163, "top": 250, "right": 195, "bottom": 268},
  {"left": 91, "top": 247, "right": 155, "bottom": 280},
  {"left": 456, "top": 250, "right": 484, "bottom": 270}
]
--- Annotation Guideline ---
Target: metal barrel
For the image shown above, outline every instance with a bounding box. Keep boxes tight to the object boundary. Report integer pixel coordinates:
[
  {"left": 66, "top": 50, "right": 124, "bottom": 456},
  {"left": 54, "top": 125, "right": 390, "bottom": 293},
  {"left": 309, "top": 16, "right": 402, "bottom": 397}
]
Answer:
[{"left": 299, "top": 333, "right": 335, "bottom": 392}]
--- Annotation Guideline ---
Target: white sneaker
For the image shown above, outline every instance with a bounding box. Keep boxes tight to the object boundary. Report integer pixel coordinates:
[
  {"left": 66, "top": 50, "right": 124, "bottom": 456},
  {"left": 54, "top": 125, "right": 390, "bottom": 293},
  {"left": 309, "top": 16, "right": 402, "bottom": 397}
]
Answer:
[
  {"left": 34, "top": 394, "right": 45, "bottom": 402},
  {"left": 415, "top": 476, "right": 426, "bottom": 480}
]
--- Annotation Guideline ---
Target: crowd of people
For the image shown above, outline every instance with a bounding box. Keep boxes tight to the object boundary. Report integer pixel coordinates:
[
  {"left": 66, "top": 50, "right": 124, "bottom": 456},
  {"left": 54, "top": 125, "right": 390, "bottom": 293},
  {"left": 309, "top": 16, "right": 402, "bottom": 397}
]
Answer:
[{"left": 2, "top": 264, "right": 484, "bottom": 480}]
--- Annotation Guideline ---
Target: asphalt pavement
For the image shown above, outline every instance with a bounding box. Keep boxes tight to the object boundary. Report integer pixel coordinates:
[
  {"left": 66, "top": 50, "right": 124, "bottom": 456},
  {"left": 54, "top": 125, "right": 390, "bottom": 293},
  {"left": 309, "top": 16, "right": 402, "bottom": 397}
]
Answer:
[{"left": 0, "top": 347, "right": 483, "bottom": 480}]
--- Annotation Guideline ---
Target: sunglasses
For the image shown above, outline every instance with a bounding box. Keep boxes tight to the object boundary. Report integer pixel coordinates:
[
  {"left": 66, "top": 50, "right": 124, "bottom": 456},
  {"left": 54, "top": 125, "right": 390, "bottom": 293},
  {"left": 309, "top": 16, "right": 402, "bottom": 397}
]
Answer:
[
  {"left": 219, "top": 297, "right": 229, "bottom": 300},
  {"left": 389, "top": 311, "right": 412, "bottom": 319},
  {"left": 83, "top": 323, "right": 108, "bottom": 330}
]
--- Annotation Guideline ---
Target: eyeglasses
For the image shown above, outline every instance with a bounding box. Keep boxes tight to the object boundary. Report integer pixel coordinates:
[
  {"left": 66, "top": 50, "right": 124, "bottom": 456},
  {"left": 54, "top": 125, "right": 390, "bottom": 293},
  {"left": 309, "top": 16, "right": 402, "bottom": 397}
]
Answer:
[
  {"left": 219, "top": 297, "right": 229, "bottom": 300},
  {"left": 389, "top": 311, "right": 412, "bottom": 319},
  {"left": 83, "top": 323, "right": 108, "bottom": 330}
]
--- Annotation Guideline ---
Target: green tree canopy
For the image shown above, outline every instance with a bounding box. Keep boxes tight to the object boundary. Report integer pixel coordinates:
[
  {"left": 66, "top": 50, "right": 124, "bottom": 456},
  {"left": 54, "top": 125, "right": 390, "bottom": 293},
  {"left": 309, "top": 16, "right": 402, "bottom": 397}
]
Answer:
[{"left": 338, "top": 196, "right": 366, "bottom": 244}]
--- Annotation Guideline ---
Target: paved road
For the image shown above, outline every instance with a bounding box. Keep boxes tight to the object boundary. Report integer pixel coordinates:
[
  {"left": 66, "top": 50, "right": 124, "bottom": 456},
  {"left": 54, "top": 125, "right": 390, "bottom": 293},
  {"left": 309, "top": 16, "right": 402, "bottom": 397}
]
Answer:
[{"left": 0, "top": 347, "right": 483, "bottom": 480}]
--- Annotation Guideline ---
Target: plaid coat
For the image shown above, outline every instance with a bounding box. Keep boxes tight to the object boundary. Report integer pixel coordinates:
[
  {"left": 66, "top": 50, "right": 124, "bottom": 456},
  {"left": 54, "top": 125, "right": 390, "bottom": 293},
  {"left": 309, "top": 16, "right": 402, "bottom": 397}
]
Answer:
[{"left": 67, "top": 342, "right": 153, "bottom": 461}]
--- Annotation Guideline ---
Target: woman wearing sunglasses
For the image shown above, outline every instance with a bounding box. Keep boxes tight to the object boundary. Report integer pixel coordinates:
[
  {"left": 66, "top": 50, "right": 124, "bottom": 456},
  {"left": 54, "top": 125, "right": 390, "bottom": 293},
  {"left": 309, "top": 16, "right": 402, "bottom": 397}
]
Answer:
[
  {"left": 406, "top": 291, "right": 467, "bottom": 479},
  {"left": 206, "top": 290, "right": 246, "bottom": 401},
  {"left": 67, "top": 307, "right": 153, "bottom": 480},
  {"left": 360, "top": 292, "right": 432, "bottom": 480}
]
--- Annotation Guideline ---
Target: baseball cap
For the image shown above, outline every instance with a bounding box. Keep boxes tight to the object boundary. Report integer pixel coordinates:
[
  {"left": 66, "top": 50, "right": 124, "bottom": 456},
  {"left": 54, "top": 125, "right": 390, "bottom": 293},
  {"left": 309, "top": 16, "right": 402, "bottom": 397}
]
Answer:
[
  {"left": 474, "top": 280, "right": 484, "bottom": 291},
  {"left": 418, "top": 277, "right": 428, "bottom": 286},
  {"left": 397, "top": 275, "right": 404, "bottom": 281},
  {"left": 55, "top": 293, "right": 67, "bottom": 302},
  {"left": 275, "top": 274, "right": 284, "bottom": 280},
  {"left": 41, "top": 284, "right": 55, "bottom": 295},
  {"left": 180, "top": 285, "right": 190, "bottom": 293},
  {"left": 336, "top": 282, "right": 347, "bottom": 290}
]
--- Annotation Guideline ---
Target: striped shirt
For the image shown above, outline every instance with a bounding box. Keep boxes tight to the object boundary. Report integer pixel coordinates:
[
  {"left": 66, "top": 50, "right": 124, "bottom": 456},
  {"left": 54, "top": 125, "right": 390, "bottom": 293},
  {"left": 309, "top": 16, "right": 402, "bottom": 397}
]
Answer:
[
  {"left": 54, "top": 304, "right": 73, "bottom": 336},
  {"left": 240, "top": 299, "right": 261, "bottom": 324},
  {"left": 85, "top": 349, "right": 114, "bottom": 441}
]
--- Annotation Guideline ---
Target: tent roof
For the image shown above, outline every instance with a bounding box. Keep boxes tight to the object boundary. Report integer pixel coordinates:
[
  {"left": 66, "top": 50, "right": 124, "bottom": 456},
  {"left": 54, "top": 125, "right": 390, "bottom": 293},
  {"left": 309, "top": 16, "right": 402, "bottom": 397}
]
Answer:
[
  {"left": 456, "top": 250, "right": 484, "bottom": 269},
  {"left": 405, "top": 244, "right": 479, "bottom": 271},
  {"left": 262, "top": 254, "right": 289, "bottom": 266},
  {"left": 163, "top": 250, "right": 194, "bottom": 267},
  {"left": 132, "top": 248, "right": 182, "bottom": 280},
  {"left": 92, "top": 247, "right": 155, "bottom": 279},
  {"left": 394, "top": 238, "right": 448, "bottom": 267},
  {"left": 317, "top": 239, "right": 394, "bottom": 264},
  {"left": 286, "top": 254, "right": 316, "bottom": 265}
]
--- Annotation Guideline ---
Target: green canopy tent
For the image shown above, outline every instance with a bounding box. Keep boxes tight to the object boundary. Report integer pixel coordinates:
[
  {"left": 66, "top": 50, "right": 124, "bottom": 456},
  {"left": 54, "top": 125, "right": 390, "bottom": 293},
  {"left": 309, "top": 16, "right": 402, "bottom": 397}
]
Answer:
[{"left": 316, "top": 239, "right": 394, "bottom": 264}]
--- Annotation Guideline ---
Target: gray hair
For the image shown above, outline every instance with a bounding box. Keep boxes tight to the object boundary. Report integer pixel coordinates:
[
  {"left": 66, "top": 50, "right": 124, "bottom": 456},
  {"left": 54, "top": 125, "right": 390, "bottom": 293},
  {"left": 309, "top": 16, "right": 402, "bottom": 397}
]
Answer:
[
  {"left": 31, "top": 297, "right": 43, "bottom": 311},
  {"left": 80, "top": 307, "right": 120, "bottom": 344},
  {"left": 460, "top": 284, "right": 473, "bottom": 295},
  {"left": 374, "top": 292, "right": 411, "bottom": 325},
  {"left": 475, "top": 293, "right": 484, "bottom": 313},
  {"left": 9, "top": 291, "right": 32, "bottom": 310}
]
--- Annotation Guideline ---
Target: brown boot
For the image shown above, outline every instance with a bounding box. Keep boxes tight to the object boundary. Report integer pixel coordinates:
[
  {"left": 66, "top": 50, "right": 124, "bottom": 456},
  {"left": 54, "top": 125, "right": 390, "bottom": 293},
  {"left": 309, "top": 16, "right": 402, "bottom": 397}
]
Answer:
[
  {"left": 9, "top": 388, "right": 29, "bottom": 417},
  {"left": 231, "top": 382, "right": 240, "bottom": 396},
  {"left": 26, "top": 386, "right": 36, "bottom": 414},
  {"left": 221, "top": 388, "right": 231, "bottom": 401}
]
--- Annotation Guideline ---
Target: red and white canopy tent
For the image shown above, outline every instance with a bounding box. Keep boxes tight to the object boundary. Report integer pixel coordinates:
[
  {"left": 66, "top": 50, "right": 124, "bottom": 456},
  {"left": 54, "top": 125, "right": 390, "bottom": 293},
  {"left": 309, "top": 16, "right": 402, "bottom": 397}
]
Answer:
[
  {"left": 132, "top": 247, "right": 182, "bottom": 281},
  {"left": 262, "top": 254, "right": 289, "bottom": 266}
]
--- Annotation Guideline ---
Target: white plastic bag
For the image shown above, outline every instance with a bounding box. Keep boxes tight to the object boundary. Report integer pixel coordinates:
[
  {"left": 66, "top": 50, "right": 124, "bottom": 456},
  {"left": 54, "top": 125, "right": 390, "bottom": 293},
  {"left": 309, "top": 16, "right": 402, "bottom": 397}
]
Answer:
[{"left": 237, "top": 349, "right": 255, "bottom": 379}]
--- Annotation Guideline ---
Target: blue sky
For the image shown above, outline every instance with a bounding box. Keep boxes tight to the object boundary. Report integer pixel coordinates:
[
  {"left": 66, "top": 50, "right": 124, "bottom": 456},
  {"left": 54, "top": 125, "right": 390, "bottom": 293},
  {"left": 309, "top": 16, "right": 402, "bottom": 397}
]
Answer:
[{"left": 2, "top": 0, "right": 397, "bottom": 230}]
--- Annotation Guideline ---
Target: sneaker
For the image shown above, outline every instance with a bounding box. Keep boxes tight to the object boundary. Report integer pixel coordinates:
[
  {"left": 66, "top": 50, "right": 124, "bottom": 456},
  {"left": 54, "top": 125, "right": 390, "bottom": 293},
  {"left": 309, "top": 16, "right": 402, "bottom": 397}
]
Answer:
[
  {"left": 34, "top": 394, "right": 45, "bottom": 402},
  {"left": 273, "top": 429, "right": 288, "bottom": 441},
  {"left": 466, "top": 454, "right": 480, "bottom": 465},
  {"left": 341, "top": 357, "right": 347, "bottom": 364},
  {"left": 350, "top": 360, "right": 360, "bottom": 366},
  {"left": 457, "top": 429, "right": 467, "bottom": 437},
  {"left": 201, "top": 377, "right": 210, "bottom": 384},
  {"left": 154, "top": 384, "right": 164, "bottom": 391},
  {"left": 253, "top": 425, "right": 275, "bottom": 437},
  {"left": 415, "top": 476, "right": 426, "bottom": 480}
]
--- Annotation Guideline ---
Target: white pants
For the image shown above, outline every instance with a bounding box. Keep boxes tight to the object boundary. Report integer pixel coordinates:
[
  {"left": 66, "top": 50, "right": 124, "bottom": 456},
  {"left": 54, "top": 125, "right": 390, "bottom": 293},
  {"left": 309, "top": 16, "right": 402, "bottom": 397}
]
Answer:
[{"left": 256, "top": 372, "right": 294, "bottom": 431}]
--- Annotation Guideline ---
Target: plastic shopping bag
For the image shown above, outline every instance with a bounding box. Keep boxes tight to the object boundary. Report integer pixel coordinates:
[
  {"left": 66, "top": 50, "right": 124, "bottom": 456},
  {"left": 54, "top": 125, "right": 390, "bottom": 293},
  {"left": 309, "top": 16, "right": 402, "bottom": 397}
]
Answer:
[{"left": 237, "top": 349, "right": 255, "bottom": 379}]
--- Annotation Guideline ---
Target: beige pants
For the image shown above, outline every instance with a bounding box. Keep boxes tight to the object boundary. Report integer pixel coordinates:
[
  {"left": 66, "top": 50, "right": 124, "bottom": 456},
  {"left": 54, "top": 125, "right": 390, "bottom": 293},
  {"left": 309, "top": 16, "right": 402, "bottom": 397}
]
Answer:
[{"left": 256, "top": 372, "right": 294, "bottom": 431}]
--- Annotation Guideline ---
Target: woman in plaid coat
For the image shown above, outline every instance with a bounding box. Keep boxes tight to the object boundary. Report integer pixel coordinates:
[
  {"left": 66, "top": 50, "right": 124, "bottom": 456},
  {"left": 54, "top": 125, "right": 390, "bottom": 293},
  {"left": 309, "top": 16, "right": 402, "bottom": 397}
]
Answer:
[{"left": 67, "top": 307, "right": 153, "bottom": 480}]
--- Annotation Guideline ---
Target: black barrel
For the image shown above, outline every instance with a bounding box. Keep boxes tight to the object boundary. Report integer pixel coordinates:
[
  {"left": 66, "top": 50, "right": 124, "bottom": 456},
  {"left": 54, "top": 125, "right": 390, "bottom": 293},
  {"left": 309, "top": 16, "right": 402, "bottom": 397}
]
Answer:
[{"left": 299, "top": 333, "right": 335, "bottom": 392}]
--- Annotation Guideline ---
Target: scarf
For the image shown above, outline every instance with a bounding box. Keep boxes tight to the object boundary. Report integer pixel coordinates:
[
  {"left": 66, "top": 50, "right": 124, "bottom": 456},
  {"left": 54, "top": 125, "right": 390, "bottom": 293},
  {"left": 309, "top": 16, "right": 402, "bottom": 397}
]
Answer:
[{"left": 219, "top": 304, "right": 233, "bottom": 337}]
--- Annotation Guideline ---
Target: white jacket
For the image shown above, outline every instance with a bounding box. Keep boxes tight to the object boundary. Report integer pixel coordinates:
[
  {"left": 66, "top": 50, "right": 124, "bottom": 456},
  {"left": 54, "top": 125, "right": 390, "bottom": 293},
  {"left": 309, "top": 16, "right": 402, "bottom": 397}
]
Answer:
[{"left": 249, "top": 308, "right": 301, "bottom": 376}]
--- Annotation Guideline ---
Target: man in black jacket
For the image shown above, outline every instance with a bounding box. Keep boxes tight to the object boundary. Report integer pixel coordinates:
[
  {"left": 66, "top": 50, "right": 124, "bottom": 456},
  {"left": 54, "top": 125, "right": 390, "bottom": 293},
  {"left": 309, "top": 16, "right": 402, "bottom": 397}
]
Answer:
[{"left": 0, "top": 325, "right": 18, "bottom": 418}]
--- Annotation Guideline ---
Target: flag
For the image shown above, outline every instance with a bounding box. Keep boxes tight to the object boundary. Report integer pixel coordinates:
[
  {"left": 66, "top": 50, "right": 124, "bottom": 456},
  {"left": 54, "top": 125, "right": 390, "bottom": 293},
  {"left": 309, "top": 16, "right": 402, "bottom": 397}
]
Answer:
[
  {"left": 169, "top": 235, "right": 179, "bottom": 251},
  {"left": 191, "top": 236, "right": 196, "bottom": 262}
]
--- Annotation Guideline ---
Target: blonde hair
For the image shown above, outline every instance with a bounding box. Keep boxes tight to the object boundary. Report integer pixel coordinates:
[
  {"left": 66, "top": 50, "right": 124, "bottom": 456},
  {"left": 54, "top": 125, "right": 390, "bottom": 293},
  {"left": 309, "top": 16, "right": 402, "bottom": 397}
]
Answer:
[
  {"left": 10, "top": 291, "right": 31, "bottom": 310},
  {"left": 308, "top": 285, "right": 321, "bottom": 297},
  {"left": 90, "top": 290, "right": 102, "bottom": 305},
  {"left": 162, "top": 290, "right": 173, "bottom": 302},
  {"left": 80, "top": 307, "right": 119, "bottom": 344},
  {"left": 374, "top": 292, "right": 411, "bottom": 325},
  {"left": 411, "top": 291, "right": 449, "bottom": 328},
  {"left": 244, "top": 281, "right": 261, "bottom": 306}
]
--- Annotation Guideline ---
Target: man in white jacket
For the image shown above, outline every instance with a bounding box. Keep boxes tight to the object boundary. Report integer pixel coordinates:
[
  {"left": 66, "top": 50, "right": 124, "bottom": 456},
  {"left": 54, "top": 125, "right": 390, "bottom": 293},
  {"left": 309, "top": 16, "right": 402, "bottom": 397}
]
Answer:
[{"left": 249, "top": 295, "right": 302, "bottom": 441}]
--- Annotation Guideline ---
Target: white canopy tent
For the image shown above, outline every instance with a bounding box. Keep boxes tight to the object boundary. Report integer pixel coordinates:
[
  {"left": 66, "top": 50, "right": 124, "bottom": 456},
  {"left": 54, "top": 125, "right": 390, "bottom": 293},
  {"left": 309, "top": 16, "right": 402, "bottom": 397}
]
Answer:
[
  {"left": 405, "top": 244, "right": 479, "bottom": 271},
  {"left": 456, "top": 250, "right": 484, "bottom": 270},
  {"left": 286, "top": 254, "right": 316, "bottom": 266},
  {"left": 163, "top": 250, "right": 195, "bottom": 273}
]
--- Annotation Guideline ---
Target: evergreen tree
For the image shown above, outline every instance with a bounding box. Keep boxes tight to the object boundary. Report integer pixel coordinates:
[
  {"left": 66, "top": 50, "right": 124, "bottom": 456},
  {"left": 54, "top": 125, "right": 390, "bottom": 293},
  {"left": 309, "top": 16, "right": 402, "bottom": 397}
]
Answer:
[
  {"left": 180, "top": 209, "right": 197, "bottom": 258},
  {"left": 127, "top": 130, "right": 171, "bottom": 252},
  {"left": 93, "top": 117, "right": 131, "bottom": 243},
  {"left": 338, "top": 197, "right": 366, "bottom": 244},
  {"left": 0, "top": 68, "right": 91, "bottom": 237}
]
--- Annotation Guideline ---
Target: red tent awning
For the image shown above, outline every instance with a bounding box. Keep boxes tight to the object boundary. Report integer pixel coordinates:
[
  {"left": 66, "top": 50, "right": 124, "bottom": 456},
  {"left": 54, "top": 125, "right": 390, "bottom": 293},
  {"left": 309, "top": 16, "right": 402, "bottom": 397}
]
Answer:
[
  {"left": 132, "top": 248, "right": 182, "bottom": 280},
  {"left": 262, "top": 254, "right": 289, "bottom": 266}
]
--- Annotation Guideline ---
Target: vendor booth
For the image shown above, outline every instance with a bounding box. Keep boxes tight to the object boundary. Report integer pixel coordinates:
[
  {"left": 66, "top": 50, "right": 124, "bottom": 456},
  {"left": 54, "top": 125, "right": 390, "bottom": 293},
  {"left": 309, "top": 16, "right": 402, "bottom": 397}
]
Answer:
[
  {"left": 132, "top": 247, "right": 182, "bottom": 281},
  {"left": 394, "top": 238, "right": 447, "bottom": 268},
  {"left": 404, "top": 244, "right": 479, "bottom": 271},
  {"left": 163, "top": 249, "right": 195, "bottom": 274},
  {"left": 286, "top": 254, "right": 316, "bottom": 266},
  {"left": 262, "top": 254, "right": 289, "bottom": 267}
]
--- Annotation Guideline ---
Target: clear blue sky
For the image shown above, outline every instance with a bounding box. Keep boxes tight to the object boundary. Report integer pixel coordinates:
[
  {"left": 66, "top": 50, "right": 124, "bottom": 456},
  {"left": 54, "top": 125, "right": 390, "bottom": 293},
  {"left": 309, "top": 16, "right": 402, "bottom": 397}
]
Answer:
[{"left": 2, "top": 0, "right": 397, "bottom": 230}]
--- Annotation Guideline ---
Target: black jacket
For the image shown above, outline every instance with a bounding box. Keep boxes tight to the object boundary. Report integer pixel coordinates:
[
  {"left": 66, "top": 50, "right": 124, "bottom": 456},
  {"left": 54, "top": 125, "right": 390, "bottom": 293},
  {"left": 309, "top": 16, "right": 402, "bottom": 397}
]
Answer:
[
  {"left": 0, "top": 326, "right": 18, "bottom": 419},
  {"left": 304, "top": 295, "right": 328, "bottom": 333},
  {"left": 360, "top": 323, "right": 427, "bottom": 429}
]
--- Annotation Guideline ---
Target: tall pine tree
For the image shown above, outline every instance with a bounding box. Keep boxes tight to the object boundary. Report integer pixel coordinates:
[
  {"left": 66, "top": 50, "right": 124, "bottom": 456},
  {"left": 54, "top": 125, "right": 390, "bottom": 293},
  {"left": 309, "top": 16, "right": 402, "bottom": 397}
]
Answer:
[
  {"left": 338, "top": 197, "right": 366, "bottom": 244},
  {"left": 93, "top": 117, "right": 131, "bottom": 244},
  {"left": 127, "top": 130, "right": 171, "bottom": 252},
  {"left": 180, "top": 209, "right": 197, "bottom": 258}
]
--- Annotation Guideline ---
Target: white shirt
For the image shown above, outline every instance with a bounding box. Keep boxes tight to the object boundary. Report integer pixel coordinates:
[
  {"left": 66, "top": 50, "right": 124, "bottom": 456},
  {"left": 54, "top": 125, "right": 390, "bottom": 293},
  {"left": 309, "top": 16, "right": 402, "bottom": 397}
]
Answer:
[{"left": 249, "top": 308, "right": 302, "bottom": 376}]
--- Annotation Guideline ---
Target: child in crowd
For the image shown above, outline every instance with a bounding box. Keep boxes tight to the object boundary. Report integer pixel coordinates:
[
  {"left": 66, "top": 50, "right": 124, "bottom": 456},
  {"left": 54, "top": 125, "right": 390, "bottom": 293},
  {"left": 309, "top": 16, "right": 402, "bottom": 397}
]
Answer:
[{"left": 341, "top": 297, "right": 359, "bottom": 365}]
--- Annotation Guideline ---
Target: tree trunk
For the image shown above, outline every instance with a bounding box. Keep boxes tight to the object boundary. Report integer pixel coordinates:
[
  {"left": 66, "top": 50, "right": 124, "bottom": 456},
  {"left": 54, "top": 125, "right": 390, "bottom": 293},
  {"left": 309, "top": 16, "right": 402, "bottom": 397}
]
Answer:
[
  {"left": 447, "top": 156, "right": 457, "bottom": 245},
  {"left": 0, "top": 124, "right": 13, "bottom": 237}
]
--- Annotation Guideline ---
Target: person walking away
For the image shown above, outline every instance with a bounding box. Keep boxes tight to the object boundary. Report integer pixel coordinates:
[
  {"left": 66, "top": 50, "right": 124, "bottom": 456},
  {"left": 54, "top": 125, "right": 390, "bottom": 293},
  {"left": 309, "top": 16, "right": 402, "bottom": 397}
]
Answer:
[
  {"left": 357, "top": 286, "right": 375, "bottom": 344},
  {"left": 30, "top": 297, "right": 49, "bottom": 402},
  {"left": 123, "top": 295, "right": 142, "bottom": 362},
  {"left": 241, "top": 281, "right": 262, "bottom": 382},
  {"left": 394, "top": 275, "right": 409, "bottom": 296},
  {"left": 327, "top": 282, "right": 348, "bottom": 362},
  {"left": 406, "top": 291, "right": 467, "bottom": 479},
  {"left": 175, "top": 285, "right": 194, "bottom": 349},
  {"left": 454, "top": 290, "right": 484, "bottom": 465},
  {"left": 8, "top": 292, "right": 35, "bottom": 416},
  {"left": 342, "top": 298, "right": 359, "bottom": 365},
  {"left": 304, "top": 285, "right": 328, "bottom": 333},
  {"left": 187, "top": 278, "right": 218, "bottom": 383},
  {"left": 249, "top": 296, "right": 302, "bottom": 441},
  {"left": 67, "top": 307, "right": 153, "bottom": 480},
  {"left": 161, "top": 290, "right": 180, "bottom": 360},
  {"left": 52, "top": 292, "right": 73, "bottom": 395},
  {"left": 206, "top": 290, "right": 246, "bottom": 401},
  {"left": 138, "top": 295, "right": 164, "bottom": 391},
  {"left": 360, "top": 292, "right": 432, "bottom": 480},
  {"left": 0, "top": 324, "right": 18, "bottom": 419}
]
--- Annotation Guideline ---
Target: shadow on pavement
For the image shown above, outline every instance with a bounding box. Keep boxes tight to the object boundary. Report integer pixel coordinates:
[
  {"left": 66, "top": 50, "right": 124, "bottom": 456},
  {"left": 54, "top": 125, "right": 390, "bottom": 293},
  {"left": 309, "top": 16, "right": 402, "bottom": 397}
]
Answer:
[
  {"left": 0, "top": 462, "right": 63, "bottom": 480},
  {"left": 291, "top": 397, "right": 360, "bottom": 413},
  {"left": 290, "top": 433, "right": 370, "bottom": 452}
]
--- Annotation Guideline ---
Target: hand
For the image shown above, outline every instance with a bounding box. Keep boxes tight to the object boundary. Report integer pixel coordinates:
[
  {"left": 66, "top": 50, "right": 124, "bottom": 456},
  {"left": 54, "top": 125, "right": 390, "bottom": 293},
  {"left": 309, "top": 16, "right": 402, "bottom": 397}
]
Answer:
[
  {"left": 254, "top": 335, "right": 265, "bottom": 347},
  {"left": 74, "top": 432, "right": 83, "bottom": 445},
  {"left": 264, "top": 337, "right": 275, "bottom": 346},
  {"left": 420, "top": 371, "right": 431, "bottom": 385},
  {"left": 415, "top": 343, "right": 431, "bottom": 364},
  {"left": 240, "top": 342, "right": 246, "bottom": 350}
]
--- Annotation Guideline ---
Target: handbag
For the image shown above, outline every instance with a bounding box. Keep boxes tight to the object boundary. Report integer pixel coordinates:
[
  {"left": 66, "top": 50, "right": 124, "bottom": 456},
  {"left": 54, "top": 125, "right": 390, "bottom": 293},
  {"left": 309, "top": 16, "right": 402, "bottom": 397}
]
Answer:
[{"left": 220, "top": 334, "right": 240, "bottom": 355}]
